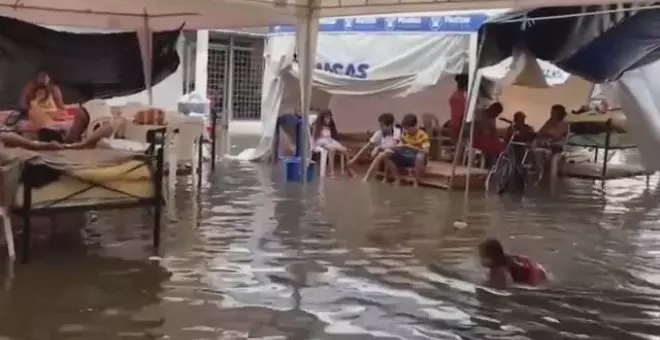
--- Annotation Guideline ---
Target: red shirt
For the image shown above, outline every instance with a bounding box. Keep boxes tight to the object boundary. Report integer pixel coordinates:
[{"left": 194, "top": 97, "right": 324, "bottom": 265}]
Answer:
[
  {"left": 508, "top": 255, "right": 546, "bottom": 285},
  {"left": 449, "top": 90, "right": 467, "bottom": 136}
]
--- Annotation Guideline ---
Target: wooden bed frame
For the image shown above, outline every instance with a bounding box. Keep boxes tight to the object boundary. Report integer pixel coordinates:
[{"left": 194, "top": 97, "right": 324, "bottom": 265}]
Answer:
[{"left": 13, "top": 128, "right": 167, "bottom": 263}]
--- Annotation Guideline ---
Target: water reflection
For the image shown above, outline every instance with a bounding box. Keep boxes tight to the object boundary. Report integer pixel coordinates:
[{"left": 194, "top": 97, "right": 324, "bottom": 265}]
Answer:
[
  {"left": 0, "top": 161, "right": 660, "bottom": 339},
  {"left": 0, "top": 257, "right": 168, "bottom": 339}
]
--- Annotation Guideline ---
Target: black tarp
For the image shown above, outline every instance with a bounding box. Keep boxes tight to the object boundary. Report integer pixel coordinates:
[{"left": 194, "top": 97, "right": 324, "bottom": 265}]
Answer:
[
  {"left": 0, "top": 16, "right": 181, "bottom": 110},
  {"left": 478, "top": 4, "right": 660, "bottom": 83}
]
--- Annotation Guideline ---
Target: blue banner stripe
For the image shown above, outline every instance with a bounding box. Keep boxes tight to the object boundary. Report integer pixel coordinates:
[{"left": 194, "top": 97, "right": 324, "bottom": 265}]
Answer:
[{"left": 269, "top": 15, "right": 488, "bottom": 34}]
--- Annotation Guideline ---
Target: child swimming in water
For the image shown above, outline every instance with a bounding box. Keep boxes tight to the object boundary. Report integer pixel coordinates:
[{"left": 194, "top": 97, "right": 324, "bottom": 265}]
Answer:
[{"left": 478, "top": 238, "right": 548, "bottom": 289}]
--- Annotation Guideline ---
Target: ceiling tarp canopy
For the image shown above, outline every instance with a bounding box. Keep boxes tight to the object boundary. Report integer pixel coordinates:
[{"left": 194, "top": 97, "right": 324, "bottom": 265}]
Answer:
[
  {"left": 477, "top": 3, "right": 660, "bottom": 83},
  {"left": 465, "top": 3, "right": 660, "bottom": 172},
  {"left": 232, "top": 0, "right": 660, "bottom": 18},
  {"left": 0, "top": 0, "right": 295, "bottom": 30}
]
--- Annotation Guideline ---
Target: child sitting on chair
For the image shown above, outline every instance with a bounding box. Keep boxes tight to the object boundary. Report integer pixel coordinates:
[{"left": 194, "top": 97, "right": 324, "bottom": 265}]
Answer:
[
  {"left": 349, "top": 113, "right": 401, "bottom": 182},
  {"left": 384, "top": 113, "right": 430, "bottom": 187},
  {"left": 312, "top": 108, "right": 353, "bottom": 178}
]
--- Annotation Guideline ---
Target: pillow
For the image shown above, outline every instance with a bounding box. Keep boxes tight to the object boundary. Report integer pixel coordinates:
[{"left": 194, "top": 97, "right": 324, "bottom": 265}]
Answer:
[{"left": 99, "top": 138, "right": 149, "bottom": 153}]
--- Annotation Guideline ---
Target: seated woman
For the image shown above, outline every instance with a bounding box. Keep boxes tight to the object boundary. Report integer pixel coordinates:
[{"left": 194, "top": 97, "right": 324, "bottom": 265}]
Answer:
[
  {"left": 536, "top": 104, "right": 569, "bottom": 149},
  {"left": 22, "top": 71, "right": 69, "bottom": 130},
  {"left": 473, "top": 102, "right": 505, "bottom": 166},
  {"left": 531, "top": 105, "right": 569, "bottom": 172},
  {"left": 349, "top": 113, "right": 401, "bottom": 182},
  {"left": 312, "top": 108, "right": 354, "bottom": 178}
]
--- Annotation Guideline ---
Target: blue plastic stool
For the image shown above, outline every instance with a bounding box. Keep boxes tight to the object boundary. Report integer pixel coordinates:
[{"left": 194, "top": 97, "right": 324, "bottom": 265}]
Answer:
[{"left": 280, "top": 156, "right": 316, "bottom": 182}]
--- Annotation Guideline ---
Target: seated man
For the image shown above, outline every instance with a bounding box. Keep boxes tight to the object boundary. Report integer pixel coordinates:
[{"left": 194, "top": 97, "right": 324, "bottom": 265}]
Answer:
[
  {"left": 384, "top": 113, "right": 430, "bottom": 187},
  {"left": 504, "top": 111, "right": 535, "bottom": 143},
  {"left": 536, "top": 104, "right": 569, "bottom": 149},
  {"left": 349, "top": 112, "right": 401, "bottom": 182},
  {"left": 473, "top": 102, "right": 505, "bottom": 166}
]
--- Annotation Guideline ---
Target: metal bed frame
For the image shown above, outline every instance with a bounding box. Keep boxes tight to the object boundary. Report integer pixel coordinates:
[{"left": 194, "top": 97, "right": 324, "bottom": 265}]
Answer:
[{"left": 13, "top": 128, "right": 167, "bottom": 263}]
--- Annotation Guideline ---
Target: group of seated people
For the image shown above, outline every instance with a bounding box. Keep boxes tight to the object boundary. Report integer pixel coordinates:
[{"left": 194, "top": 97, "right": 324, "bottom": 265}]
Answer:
[
  {"left": 470, "top": 102, "right": 570, "bottom": 167},
  {"left": 447, "top": 73, "right": 570, "bottom": 167},
  {"left": 311, "top": 108, "right": 431, "bottom": 187},
  {"left": 0, "top": 71, "right": 114, "bottom": 151},
  {"left": 310, "top": 101, "right": 570, "bottom": 187}
]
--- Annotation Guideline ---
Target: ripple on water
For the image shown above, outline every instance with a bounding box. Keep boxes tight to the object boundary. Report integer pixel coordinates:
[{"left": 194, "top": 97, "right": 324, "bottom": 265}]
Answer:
[{"left": 1, "top": 162, "right": 660, "bottom": 339}]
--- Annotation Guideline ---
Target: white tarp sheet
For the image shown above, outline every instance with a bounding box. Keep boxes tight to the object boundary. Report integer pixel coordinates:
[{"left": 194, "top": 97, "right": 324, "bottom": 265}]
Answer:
[
  {"left": 616, "top": 61, "right": 660, "bottom": 171},
  {"left": 237, "top": 12, "right": 574, "bottom": 161},
  {"left": 239, "top": 12, "right": 494, "bottom": 161}
]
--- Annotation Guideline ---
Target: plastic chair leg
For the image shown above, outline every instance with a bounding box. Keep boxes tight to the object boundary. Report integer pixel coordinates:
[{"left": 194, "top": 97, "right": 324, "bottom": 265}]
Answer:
[
  {"left": 339, "top": 154, "right": 346, "bottom": 175},
  {"left": 168, "top": 147, "right": 177, "bottom": 191},
  {"left": 0, "top": 208, "right": 15, "bottom": 260},
  {"left": 319, "top": 149, "right": 328, "bottom": 178}
]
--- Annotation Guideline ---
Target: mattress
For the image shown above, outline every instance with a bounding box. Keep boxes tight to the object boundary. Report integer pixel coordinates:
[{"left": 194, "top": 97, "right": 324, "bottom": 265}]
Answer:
[
  {"left": 567, "top": 133, "right": 636, "bottom": 150},
  {"left": 13, "top": 159, "right": 155, "bottom": 209},
  {"left": 566, "top": 110, "right": 627, "bottom": 131}
]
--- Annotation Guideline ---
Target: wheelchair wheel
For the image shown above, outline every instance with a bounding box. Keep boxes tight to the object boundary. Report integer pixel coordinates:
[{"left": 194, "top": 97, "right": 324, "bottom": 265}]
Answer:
[
  {"left": 523, "top": 154, "right": 544, "bottom": 188},
  {"left": 486, "top": 152, "right": 516, "bottom": 194}
]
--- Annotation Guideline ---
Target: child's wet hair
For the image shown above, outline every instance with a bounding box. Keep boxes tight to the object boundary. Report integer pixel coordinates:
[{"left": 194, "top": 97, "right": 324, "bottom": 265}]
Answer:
[
  {"left": 401, "top": 113, "right": 418, "bottom": 128},
  {"left": 479, "top": 238, "right": 507, "bottom": 265},
  {"left": 378, "top": 112, "right": 395, "bottom": 126}
]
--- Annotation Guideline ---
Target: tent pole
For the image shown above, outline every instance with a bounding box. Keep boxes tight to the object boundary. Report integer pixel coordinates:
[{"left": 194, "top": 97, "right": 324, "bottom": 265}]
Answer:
[
  {"left": 137, "top": 12, "right": 153, "bottom": 106},
  {"left": 194, "top": 30, "right": 209, "bottom": 97},
  {"left": 223, "top": 36, "right": 235, "bottom": 158},
  {"left": 296, "top": 1, "right": 319, "bottom": 183},
  {"left": 461, "top": 71, "right": 484, "bottom": 221},
  {"left": 449, "top": 32, "right": 478, "bottom": 189}
]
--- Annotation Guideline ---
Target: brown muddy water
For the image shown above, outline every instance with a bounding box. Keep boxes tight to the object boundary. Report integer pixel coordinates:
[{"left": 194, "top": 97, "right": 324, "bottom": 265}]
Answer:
[{"left": 1, "top": 141, "right": 660, "bottom": 339}]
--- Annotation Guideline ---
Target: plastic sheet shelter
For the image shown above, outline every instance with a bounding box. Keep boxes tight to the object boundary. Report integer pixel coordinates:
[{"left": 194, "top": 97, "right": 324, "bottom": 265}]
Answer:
[
  {"left": 467, "top": 3, "right": 660, "bottom": 173},
  {"left": 0, "top": 17, "right": 181, "bottom": 109},
  {"left": 239, "top": 11, "right": 506, "bottom": 161},
  {"left": 0, "top": 0, "right": 297, "bottom": 106}
]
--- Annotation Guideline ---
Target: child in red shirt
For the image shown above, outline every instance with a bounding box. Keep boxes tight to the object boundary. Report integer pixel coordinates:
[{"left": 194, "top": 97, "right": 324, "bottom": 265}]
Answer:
[{"left": 479, "top": 238, "right": 548, "bottom": 289}]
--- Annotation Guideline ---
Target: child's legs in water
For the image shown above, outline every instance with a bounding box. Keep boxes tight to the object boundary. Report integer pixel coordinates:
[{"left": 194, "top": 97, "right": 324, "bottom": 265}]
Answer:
[
  {"left": 363, "top": 149, "right": 389, "bottom": 181},
  {"left": 413, "top": 152, "right": 426, "bottom": 187},
  {"left": 383, "top": 152, "right": 399, "bottom": 184}
]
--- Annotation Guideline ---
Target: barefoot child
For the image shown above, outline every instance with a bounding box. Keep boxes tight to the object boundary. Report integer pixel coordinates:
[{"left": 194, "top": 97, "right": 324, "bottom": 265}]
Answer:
[
  {"left": 312, "top": 109, "right": 354, "bottom": 178},
  {"left": 478, "top": 238, "right": 548, "bottom": 289},
  {"left": 384, "top": 113, "right": 429, "bottom": 187},
  {"left": 349, "top": 113, "right": 401, "bottom": 182}
]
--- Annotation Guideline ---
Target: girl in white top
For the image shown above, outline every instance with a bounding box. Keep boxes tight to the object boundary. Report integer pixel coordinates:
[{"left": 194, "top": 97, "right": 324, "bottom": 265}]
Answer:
[
  {"left": 312, "top": 109, "right": 353, "bottom": 178},
  {"left": 349, "top": 113, "right": 401, "bottom": 182}
]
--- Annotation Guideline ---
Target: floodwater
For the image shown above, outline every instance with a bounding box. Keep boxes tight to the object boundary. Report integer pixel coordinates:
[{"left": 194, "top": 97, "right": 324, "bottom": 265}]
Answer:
[{"left": 1, "top": 146, "right": 660, "bottom": 339}]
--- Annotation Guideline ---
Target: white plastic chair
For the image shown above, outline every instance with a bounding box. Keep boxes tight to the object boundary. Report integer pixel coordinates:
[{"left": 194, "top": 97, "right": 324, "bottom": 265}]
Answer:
[
  {"left": 462, "top": 148, "right": 486, "bottom": 169},
  {"left": 82, "top": 99, "right": 117, "bottom": 139},
  {"left": 317, "top": 147, "right": 346, "bottom": 178}
]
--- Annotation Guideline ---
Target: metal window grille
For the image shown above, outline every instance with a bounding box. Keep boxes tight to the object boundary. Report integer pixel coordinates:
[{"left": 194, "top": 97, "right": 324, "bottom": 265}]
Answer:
[
  {"left": 207, "top": 45, "right": 227, "bottom": 121},
  {"left": 206, "top": 36, "right": 264, "bottom": 121},
  {"left": 230, "top": 43, "right": 264, "bottom": 120},
  {"left": 182, "top": 33, "right": 265, "bottom": 121}
]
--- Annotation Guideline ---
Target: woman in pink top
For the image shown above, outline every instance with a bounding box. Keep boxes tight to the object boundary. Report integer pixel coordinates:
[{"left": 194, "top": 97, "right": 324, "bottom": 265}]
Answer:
[{"left": 449, "top": 74, "right": 468, "bottom": 141}]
